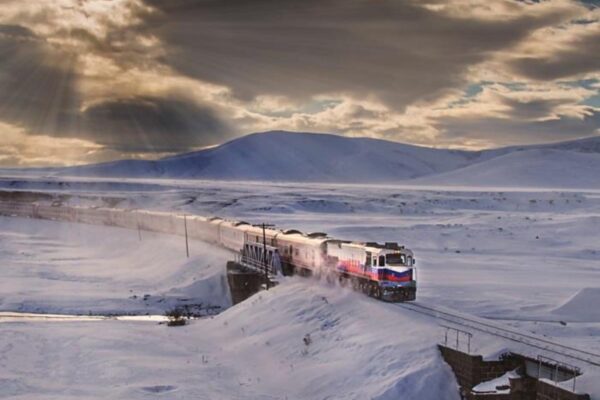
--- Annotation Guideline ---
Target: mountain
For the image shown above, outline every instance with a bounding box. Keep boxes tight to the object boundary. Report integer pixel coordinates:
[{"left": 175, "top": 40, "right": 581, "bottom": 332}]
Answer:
[
  {"left": 4, "top": 131, "right": 600, "bottom": 188},
  {"left": 53, "top": 131, "right": 479, "bottom": 182}
]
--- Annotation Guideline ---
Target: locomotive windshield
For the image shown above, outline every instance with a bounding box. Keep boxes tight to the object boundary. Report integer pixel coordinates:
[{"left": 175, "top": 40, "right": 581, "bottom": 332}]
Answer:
[{"left": 385, "top": 253, "right": 407, "bottom": 266}]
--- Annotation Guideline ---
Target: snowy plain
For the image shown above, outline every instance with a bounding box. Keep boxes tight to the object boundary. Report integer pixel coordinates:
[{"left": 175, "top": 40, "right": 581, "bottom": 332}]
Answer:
[{"left": 0, "top": 177, "right": 599, "bottom": 399}]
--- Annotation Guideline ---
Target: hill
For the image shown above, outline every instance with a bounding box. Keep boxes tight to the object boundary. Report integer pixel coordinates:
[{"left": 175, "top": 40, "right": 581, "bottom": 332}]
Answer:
[
  {"left": 56, "top": 131, "right": 477, "bottom": 182},
  {"left": 415, "top": 148, "right": 600, "bottom": 189},
  {"left": 3, "top": 131, "right": 600, "bottom": 188}
]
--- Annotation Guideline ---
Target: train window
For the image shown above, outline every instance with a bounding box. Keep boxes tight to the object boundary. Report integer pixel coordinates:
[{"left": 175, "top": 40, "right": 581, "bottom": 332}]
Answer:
[
  {"left": 379, "top": 255, "right": 385, "bottom": 266},
  {"left": 386, "top": 254, "right": 406, "bottom": 266},
  {"left": 366, "top": 253, "right": 372, "bottom": 267}
]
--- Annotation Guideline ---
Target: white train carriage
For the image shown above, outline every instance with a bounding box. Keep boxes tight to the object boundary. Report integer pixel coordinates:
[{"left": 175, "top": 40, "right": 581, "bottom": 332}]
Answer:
[
  {"left": 0, "top": 201, "right": 34, "bottom": 217},
  {"left": 186, "top": 215, "right": 220, "bottom": 243},
  {"left": 217, "top": 220, "right": 251, "bottom": 252},
  {"left": 105, "top": 208, "right": 139, "bottom": 229},
  {"left": 243, "top": 225, "right": 281, "bottom": 248},
  {"left": 274, "top": 231, "right": 329, "bottom": 275},
  {"left": 136, "top": 210, "right": 180, "bottom": 235},
  {"left": 37, "top": 204, "right": 76, "bottom": 222},
  {"left": 73, "top": 207, "right": 111, "bottom": 225}
]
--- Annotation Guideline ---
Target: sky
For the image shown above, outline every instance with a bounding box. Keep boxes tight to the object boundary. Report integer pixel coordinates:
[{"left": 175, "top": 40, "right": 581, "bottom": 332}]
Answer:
[{"left": 0, "top": 0, "right": 599, "bottom": 167}]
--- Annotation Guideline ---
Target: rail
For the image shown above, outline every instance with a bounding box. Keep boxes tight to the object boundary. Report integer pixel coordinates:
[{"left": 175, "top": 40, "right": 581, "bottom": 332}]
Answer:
[
  {"left": 399, "top": 302, "right": 600, "bottom": 368},
  {"left": 441, "top": 325, "right": 472, "bottom": 354}
]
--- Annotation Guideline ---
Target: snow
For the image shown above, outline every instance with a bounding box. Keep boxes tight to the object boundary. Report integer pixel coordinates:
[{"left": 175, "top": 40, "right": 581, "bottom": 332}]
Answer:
[
  {"left": 1, "top": 176, "right": 599, "bottom": 398},
  {"left": 552, "top": 288, "right": 600, "bottom": 322},
  {"left": 471, "top": 369, "right": 520, "bottom": 394},
  {"left": 555, "top": 373, "right": 600, "bottom": 396},
  {"left": 0, "top": 216, "right": 232, "bottom": 315},
  {"left": 416, "top": 149, "right": 600, "bottom": 189},
  {"left": 0, "top": 276, "right": 461, "bottom": 399},
  {"left": 48, "top": 131, "right": 476, "bottom": 182}
]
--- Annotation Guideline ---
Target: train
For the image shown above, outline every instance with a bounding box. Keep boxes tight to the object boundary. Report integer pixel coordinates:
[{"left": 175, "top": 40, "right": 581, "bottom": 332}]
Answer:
[{"left": 0, "top": 201, "right": 417, "bottom": 302}]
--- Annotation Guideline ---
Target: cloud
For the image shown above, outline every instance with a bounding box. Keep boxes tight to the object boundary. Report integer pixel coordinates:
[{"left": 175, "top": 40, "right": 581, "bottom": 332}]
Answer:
[
  {"left": 425, "top": 82, "right": 600, "bottom": 146},
  {"left": 80, "top": 96, "right": 233, "bottom": 152},
  {"left": 435, "top": 110, "right": 600, "bottom": 147},
  {"left": 505, "top": 5, "right": 600, "bottom": 81},
  {"left": 0, "top": 121, "right": 104, "bottom": 167},
  {"left": 0, "top": 23, "right": 80, "bottom": 135},
  {"left": 0, "top": 11, "right": 233, "bottom": 156},
  {"left": 510, "top": 30, "right": 600, "bottom": 81},
  {"left": 0, "top": 0, "right": 599, "bottom": 166},
  {"left": 139, "top": 0, "right": 581, "bottom": 109}
]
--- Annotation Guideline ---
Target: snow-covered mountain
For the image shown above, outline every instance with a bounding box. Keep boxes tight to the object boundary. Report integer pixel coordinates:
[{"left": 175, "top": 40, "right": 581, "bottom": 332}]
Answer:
[
  {"left": 53, "top": 131, "right": 479, "bottom": 182},
  {"left": 5, "top": 131, "right": 600, "bottom": 188}
]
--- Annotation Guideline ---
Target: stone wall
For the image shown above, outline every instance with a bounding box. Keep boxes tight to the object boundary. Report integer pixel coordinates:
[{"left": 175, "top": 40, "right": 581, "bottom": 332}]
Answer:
[
  {"left": 439, "top": 345, "right": 517, "bottom": 395},
  {"left": 536, "top": 380, "right": 590, "bottom": 400},
  {"left": 226, "top": 261, "right": 266, "bottom": 305},
  {"left": 439, "top": 345, "right": 591, "bottom": 400}
]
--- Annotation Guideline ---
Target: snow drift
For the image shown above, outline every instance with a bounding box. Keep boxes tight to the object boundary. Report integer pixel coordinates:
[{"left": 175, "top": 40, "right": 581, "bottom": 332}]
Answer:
[
  {"left": 0, "top": 278, "right": 461, "bottom": 399},
  {"left": 552, "top": 287, "right": 600, "bottom": 322}
]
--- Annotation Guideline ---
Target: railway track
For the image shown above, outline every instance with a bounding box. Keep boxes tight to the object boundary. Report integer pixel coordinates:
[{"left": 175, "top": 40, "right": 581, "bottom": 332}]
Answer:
[{"left": 397, "top": 302, "right": 600, "bottom": 368}]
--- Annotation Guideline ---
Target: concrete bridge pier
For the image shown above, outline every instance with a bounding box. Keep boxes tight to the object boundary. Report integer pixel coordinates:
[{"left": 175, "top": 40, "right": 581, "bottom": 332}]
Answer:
[{"left": 226, "top": 261, "right": 266, "bottom": 305}]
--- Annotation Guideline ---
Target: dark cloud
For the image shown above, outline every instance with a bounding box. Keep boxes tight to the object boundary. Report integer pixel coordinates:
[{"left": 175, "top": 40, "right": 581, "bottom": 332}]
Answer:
[
  {"left": 498, "top": 96, "right": 581, "bottom": 121},
  {"left": 0, "top": 24, "right": 37, "bottom": 39},
  {"left": 139, "top": 0, "right": 568, "bottom": 108},
  {"left": 81, "top": 96, "right": 232, "bottom": 152},
  {"left": 0, "top": 23, "right": 231, "bottom": 154},
  {"left": 436, "top": 110, "right": 600, "bottom": 146},
  {"left": 510, "top": 32, "right": 600, "bottom": 81},
  {"left": 0, "top": 23, "right": 80, "bottom": 135}
]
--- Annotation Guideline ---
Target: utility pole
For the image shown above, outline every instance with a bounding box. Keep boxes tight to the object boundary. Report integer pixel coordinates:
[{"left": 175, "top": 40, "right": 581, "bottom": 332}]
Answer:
[
  {"left": 261, "top": 223, "right": 275, "bottom": 289},
  {"left": 184, "top": 214, "right": 189, "bottom": 258}
]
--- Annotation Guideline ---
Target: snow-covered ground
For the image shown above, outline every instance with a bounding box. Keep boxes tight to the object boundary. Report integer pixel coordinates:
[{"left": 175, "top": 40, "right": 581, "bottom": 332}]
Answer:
[
  {"left": 0, "top": 216, "right": 232, "bottom": 315},
  {"left": 1, "top": 178, "right": 599, "bottom": 398},
  {"left": 1, "top": 279, "right": 462, "bottom": 399}
]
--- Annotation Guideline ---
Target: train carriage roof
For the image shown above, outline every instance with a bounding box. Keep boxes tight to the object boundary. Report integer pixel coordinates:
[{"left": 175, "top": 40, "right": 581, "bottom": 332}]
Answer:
[
  {"left": 218, "top": 219, "right": 254, "bottom": 233},
  {"left": 278, "top": 231, "right": 328, "bottom": 246}
]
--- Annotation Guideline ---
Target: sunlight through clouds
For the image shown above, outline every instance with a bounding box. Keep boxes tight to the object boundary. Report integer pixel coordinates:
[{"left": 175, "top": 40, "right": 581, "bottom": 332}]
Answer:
[
  {"left": 0, "top": 122, "right": 104, "bottom": 167},
  {"left": 0, "top": 0, "right": 598, "bottom": 165}
]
